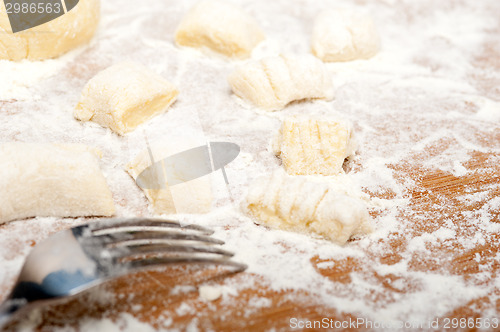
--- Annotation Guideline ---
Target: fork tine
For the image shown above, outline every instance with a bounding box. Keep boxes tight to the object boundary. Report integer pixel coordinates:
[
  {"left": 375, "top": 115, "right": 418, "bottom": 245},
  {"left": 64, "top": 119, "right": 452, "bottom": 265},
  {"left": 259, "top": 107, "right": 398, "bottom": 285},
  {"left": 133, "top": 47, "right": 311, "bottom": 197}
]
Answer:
[
  {"left": 82, "top": 219, "right": 248, "bottom": 275},
  {"left": 90, "top": 218, "right": 214, "bottom": 236},
  {"left": 106, "top": 243, "right": 235, "bottom": 258},
  {"left": 91, "top": 231, "right": 225, "bottom": 246},
  {"left": 124, "top": 256, "right": 248, "bottom": 273}
]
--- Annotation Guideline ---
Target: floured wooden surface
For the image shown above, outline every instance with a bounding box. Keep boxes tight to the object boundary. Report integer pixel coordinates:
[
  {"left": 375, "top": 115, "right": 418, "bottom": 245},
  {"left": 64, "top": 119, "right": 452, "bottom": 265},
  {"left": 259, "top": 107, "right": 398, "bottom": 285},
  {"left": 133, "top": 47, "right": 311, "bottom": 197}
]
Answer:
[{"left": 0, "top": 0, "right": 499, "bottom": 330}]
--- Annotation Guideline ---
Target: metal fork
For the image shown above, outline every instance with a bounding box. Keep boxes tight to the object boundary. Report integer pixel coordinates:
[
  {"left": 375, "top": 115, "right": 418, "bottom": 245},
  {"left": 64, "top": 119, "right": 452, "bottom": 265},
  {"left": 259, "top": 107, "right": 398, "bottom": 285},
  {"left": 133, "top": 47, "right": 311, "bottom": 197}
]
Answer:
[{"left": 0, "top": 218, "right": 247, "bottom": 329}]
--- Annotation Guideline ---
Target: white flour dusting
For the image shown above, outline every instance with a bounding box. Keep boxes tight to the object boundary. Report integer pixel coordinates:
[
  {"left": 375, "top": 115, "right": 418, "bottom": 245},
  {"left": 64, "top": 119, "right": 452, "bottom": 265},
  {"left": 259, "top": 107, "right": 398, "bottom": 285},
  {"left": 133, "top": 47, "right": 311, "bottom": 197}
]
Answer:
[{"left": 1, "top": 0, "right": 499, "bottom": 330}]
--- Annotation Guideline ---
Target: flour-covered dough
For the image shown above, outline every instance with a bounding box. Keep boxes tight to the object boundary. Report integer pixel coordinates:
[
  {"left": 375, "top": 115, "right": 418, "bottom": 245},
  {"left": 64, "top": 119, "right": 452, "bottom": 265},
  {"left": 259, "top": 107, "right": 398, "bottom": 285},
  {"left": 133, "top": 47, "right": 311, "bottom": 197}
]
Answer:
[
  {"left": 75, "top": 62, "right": 179, "bottom": 135},
  {"left": 242, "top": 171, "right": 371, "bottom": 244},
  {"left": 273, "top": 116, "right": 356, "bottom": 175},
  {"left": 175, "top": 0, "right": 265, "bottom": 58},
  {"left": 312, "top": 9, "right": 379, "bottom": 62},
  {"left": 0, "top": 0, "right": 100, "bottom": 61},
  {"left": 228, "top": 55, "right": 334, "bottom": 111},
  {"left": 0, "top": 143, "right": 115, "bottom": 224},
  {"left": 127, "top": 142, "right": 212, "bottom": 215}
]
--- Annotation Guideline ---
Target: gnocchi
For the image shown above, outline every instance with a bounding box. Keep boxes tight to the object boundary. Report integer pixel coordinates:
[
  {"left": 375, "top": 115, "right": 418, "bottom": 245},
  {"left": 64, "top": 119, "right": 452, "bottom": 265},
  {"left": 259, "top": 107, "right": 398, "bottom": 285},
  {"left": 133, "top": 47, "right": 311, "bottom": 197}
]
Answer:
[
  {"left": 0, "top": 143, "right": 115, "bottom": 224},
  {"left": 75, "top": 62, "right": 179, "bottom": 135},
  {"left": 175, "top": 0, "right": 265, "bottom": 58},
  {"left": 127, "top": 142, "right": 213, "bottom": 215},
  {"left": 0, "top": 0, "right": 100, "bottom": 61},
  {"left": 242, "top": 170, "right": 372, "bottom": 244},
  {"left": 273, "top": 116, "right": 356, "bottom": 175},
  {"left": 228, "top": 55, "right": 334, "bottom": 111},
  {"left": 312, "top": 9, "right": 380, "bottom": 62}
]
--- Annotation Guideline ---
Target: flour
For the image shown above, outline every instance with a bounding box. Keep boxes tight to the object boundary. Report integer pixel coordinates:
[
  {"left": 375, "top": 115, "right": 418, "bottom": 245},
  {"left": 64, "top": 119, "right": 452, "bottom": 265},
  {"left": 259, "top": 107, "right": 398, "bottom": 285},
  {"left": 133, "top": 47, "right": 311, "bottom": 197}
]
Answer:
[
  {"left": 474, "top": 96, "right": 500, "bottom": 122},
  {"left": 75, "top": 313, "right": 158, "bottom": 332},
  {"left": 0, "top": 0, "right": 499, "bottom": 330},
  {"left": 0, "top": 56, "right": 73, "bottom": 101}
]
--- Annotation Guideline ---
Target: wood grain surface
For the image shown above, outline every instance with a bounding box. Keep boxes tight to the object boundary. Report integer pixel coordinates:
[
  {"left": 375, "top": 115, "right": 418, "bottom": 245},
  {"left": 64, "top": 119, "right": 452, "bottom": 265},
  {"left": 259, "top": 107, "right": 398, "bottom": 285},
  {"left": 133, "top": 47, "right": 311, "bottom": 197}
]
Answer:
[
  {"left": 3, "top": 140, "right": 499, "bottom": 331},
  {"left": 1, "top": 0, "right": 500, "bottom": 331}
]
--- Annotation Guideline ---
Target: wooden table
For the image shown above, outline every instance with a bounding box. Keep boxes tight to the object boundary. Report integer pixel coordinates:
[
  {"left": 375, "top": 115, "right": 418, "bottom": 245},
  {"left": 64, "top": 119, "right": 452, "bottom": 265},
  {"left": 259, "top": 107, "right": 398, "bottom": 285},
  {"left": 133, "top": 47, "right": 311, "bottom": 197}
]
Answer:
[{"left": 1, "top": 0, "right": 499, "bottom": 330}]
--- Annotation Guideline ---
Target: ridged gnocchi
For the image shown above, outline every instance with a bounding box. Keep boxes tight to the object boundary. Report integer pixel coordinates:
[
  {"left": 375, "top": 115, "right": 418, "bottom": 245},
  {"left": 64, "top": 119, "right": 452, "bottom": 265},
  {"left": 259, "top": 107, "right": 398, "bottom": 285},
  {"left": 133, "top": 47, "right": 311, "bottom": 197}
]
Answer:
[
  {"left": 312, "top": 9, "right": 380, "bottom": 62},
  {"left": 242, "top": 171, "right": 372, "bottom": 244},
  {"left": 273, "top": 116, "right": 356, "bottom": 175},
  {"left": 175, "top": 0, "right": 265, "bottom": 58},
  {"left": 228, "top": 54, "right": 334, "bottom": 111}
]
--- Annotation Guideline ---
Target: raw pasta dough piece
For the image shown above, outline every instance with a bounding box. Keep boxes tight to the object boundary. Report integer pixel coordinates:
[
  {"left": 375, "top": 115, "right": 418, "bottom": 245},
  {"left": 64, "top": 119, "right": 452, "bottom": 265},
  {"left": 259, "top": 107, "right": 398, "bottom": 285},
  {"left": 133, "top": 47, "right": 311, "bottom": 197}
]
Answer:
[
  {"left": 242, "top": 171, "right": 371, "bottom": 244},
  {"left": 312, "top": 9, "right": 380, "bottom": 62},
  {"left": 0, "top": 0, "right": 100, "bottom": 61},
  {"left": 127, "top": 143, "right": 212, "bottom": 215},
  {"left": 0, "top": 143, "right": 115, "bottom": 224},
  {"left": 175, "top": 0, "right": 265, "bottom": 58},
  {"left": 273, "top": 116, "right": 356, "bottom": 175},
  {"left": 75, "top": 62, "right": 179, "bottom": 135},
  {"left": 228, "top": 55, "right": 334, "bottom": 111}
]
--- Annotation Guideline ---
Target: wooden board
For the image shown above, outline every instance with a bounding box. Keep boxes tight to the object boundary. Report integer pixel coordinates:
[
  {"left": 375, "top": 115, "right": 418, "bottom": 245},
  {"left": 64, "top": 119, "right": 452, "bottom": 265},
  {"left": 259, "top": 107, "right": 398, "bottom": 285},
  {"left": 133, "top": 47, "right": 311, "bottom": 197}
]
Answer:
[{"left": 1, "top": 0, "right": 500, "bottom": 330}]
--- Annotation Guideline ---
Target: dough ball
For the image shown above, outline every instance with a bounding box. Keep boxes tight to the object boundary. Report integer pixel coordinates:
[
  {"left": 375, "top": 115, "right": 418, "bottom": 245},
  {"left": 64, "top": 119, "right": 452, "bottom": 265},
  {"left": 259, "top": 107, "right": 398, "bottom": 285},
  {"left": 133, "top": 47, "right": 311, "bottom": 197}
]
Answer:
[
  {"left": 0, "top": 143, "right": 115, "bottom": 224},
  {"left": 273, "top": 116, "right": 356, "bottom": 175},
  {"left": 0, "top": 0, "right": 100, "bottom": 61},
  {"left": 175, "top": 0, "right": 265, "bottom": 59},
  {"left": 312, "top": 9, "right": 380, "bottom": 62},
  {"left": 242, "top": 170, "right": 372, "bottom": 244},
  {"left": 228, "top": 54, "right": 334, "bottom": 111},
  {"left": 75, "top": 61, "right": 179, "bottom": 135}
]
